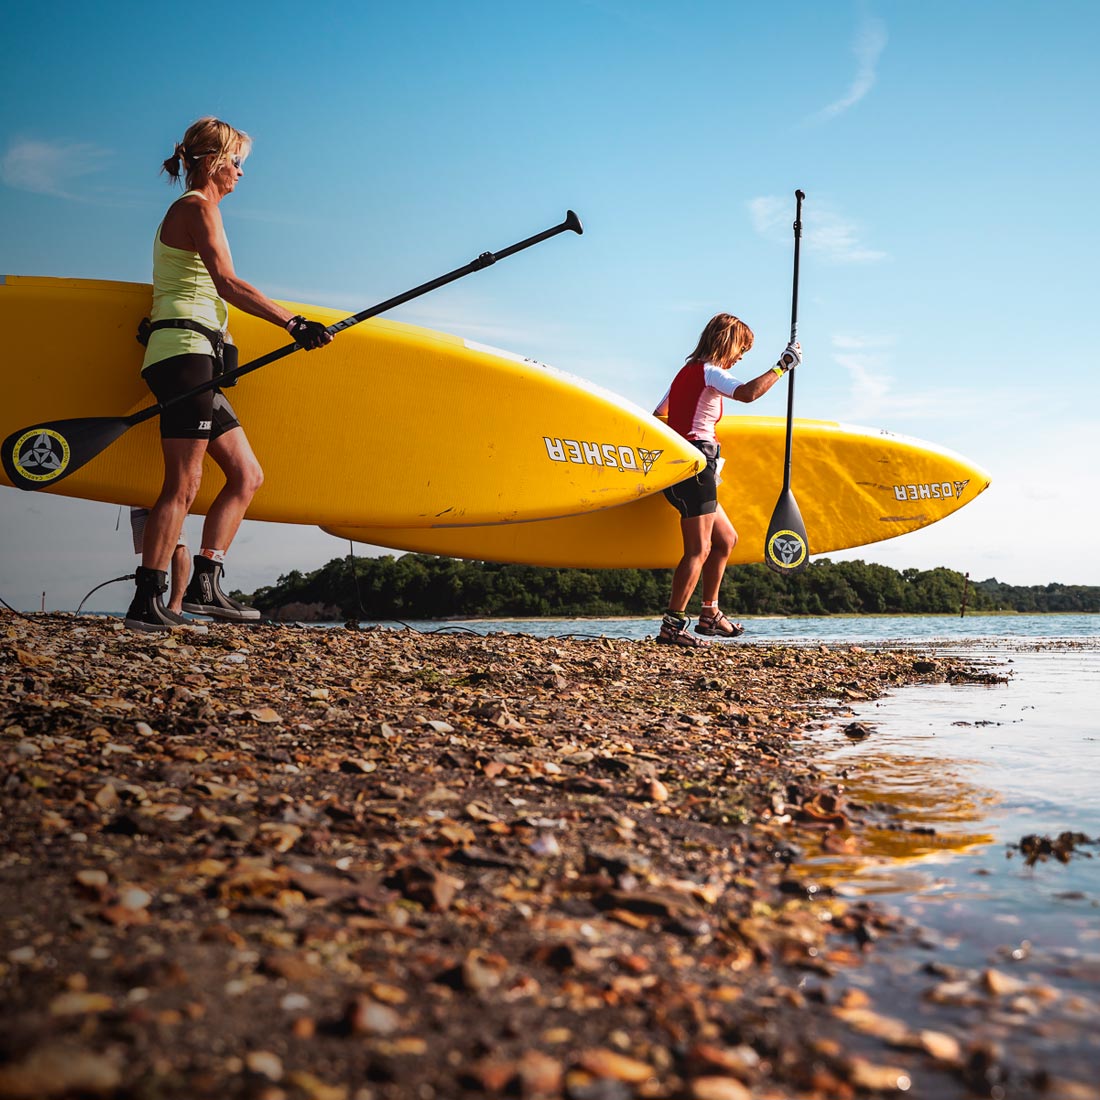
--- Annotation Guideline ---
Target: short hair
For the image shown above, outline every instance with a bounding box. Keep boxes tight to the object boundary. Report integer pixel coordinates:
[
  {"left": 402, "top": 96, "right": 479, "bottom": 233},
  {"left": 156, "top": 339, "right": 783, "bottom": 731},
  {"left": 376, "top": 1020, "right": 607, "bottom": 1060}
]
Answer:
[
  {"left": 161, "top": 117, "right": 251, "bottom": 189},
  {"left": 687, "top": 313, "right": 755, "bottom": 369}
]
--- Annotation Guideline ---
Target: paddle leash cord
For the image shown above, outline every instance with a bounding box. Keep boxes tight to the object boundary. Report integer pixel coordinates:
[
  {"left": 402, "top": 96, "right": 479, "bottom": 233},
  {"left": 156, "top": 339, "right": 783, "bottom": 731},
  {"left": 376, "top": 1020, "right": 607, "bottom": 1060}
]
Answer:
[
  {"left": 76, "top": 575, "right": 136, "bottom": 615},
  {"left": 347, "top": 541, "right": 370, "bottom": 620},
  {"left": 1, "top": 579, "right": 134, "bottom": 620},
  {"left": 0, "top": 594, "right": 37, "bottom": 622}
]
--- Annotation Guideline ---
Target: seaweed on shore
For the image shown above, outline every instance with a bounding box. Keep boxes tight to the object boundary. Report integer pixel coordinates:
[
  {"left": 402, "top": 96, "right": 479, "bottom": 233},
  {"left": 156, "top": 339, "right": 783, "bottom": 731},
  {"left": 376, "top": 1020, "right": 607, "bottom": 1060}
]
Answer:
[{"left": 1009, "top": 831, "right": 1099, "bottom": 866}]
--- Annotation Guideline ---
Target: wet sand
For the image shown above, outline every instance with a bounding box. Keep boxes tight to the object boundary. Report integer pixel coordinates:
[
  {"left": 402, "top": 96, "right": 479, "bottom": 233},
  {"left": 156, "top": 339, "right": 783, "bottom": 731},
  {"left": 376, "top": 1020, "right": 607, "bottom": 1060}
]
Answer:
[{"left": 2, "top": 612, "right": 1088, "bottom": 1099}]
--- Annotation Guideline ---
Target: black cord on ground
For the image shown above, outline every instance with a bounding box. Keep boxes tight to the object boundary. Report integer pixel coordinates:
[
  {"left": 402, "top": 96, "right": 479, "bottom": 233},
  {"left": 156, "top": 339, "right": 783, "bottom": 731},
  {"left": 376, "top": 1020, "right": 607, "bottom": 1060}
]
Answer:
[
  {"left": 556, "top": 631, "right": 635, "bottom": 640},
  {"left": 348, "top": 616, "right": 482, "bottom": 636},
  {"left": 344, "top": 543, "right": 483, "bottom": 635},
  {"left": 413, "top": 622, "right": 486, "bottom": 635},
  {"left": 357, "top": 619, "right": 629, "bottom": 640}
]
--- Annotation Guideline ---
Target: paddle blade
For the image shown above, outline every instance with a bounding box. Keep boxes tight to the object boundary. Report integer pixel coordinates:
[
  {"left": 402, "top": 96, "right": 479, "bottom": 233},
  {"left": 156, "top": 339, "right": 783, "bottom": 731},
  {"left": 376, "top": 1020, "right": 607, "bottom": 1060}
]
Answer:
[
  {"left": 2, "top": 416, "right": 133, "bottom": 491},
  {"left": 764, "top": 489, "right": 810, "bottom": 575}
]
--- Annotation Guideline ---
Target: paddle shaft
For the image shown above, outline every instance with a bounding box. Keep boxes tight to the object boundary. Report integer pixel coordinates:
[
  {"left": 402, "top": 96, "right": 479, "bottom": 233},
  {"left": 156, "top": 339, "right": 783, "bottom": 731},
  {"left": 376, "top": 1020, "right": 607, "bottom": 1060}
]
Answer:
[
  {"left": 760, "top": 189, "right": 810, "bottom": 575},
  {"left": 780, "top": 190, "right": 804, "bottom": 493},
  {"left": 124, "top": 210, "right": 584, "bottom": 430}
]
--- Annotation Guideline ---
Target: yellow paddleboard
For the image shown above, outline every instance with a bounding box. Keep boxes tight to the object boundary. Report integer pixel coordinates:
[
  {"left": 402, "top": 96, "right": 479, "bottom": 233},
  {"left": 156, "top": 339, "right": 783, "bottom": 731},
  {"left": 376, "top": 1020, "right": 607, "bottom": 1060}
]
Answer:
[
  {"left": 323, "top": 418, "right": 991, "bottom": 567},
  {"left": 0, "top": 276, "right": 703, "bottom": 527}
]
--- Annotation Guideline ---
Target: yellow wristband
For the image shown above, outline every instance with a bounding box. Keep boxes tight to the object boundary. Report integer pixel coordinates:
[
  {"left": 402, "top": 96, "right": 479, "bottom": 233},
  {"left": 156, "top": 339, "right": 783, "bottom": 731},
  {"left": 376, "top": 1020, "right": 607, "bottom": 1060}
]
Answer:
[{"left": 772, "top": 365, "right": 786, "bottom": 377}]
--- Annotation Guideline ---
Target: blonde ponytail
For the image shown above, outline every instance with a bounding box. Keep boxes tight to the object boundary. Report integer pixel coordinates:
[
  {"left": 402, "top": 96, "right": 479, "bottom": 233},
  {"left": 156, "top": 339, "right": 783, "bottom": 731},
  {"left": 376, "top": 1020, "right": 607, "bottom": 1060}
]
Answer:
[{"left": 160, "top": 118, "right": 251, "bottom": 189}]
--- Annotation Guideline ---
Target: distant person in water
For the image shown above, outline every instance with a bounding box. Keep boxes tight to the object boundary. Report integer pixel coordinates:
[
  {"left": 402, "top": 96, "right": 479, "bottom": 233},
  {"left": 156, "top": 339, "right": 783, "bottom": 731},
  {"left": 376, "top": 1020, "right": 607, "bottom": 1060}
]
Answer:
[
  {"left": 125, "top": 116, "right": 333, "bottom": 632},
  {"left": 130, "top": 507, "right": 189, "bottom": 617},
  {"left": 653, "top": 313, "right": 801, "bottom": 648}
]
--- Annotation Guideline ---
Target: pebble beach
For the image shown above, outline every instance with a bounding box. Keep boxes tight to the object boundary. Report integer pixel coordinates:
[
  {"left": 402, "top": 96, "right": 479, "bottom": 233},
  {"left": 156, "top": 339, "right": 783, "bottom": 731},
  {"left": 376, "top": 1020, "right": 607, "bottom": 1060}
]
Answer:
[{"left": 1, "top": 612, "right": 1094, "bottom": 1100}]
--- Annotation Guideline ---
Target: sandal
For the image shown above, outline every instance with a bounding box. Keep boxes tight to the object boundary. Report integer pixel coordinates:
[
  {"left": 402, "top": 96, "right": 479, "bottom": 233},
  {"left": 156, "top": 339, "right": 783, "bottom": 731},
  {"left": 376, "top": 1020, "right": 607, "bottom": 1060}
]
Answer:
[
  {"left": 694, "top": 610, "right": 745, "bottom": 637},
  {"left": 657, "top": 615, "right": 710, "bottom": 648}
]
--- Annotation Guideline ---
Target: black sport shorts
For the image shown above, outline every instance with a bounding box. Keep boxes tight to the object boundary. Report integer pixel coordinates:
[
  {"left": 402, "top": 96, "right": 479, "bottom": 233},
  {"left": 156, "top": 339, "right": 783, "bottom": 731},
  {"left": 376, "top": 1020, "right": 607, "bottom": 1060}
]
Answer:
[
  {"left": 663, "top": 439, "right": 720, "bottom": 519},
  {"left": 142, "top": 354, "right": 241, "bottom": 440}
]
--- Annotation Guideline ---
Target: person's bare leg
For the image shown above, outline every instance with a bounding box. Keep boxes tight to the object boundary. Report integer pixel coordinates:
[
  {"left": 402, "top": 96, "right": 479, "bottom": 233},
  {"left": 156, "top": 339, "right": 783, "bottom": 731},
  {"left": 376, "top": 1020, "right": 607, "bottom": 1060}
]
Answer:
[
  {"left": 166, "top": 542, "right": 191, "bottom": 613},
  {"left": 180, "top": 428, "right": 264, "bottom": 621},
  {"left": 697, "top": 506, "right": 744, "bottom": 636},
  {"left": 668, "top": 513, "right": 716, "bottom": 611},
  {"left": 199, "top": 427, "right": 264, "bottom": 552},
  {"left": 143, "top": 439, "right": 206, "bottom": 570},
  {"left": 127, "top": 439, "right": 204, "bottom": 631},
  {"left": 699, "top": 506, "right": 737, "bottom": 605}
]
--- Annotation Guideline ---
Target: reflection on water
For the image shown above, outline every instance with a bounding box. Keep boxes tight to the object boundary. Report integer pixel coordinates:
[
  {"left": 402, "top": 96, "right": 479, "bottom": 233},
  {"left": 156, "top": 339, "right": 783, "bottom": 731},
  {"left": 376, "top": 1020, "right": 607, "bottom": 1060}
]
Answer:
[{"left": 801, "top": 750, "right": 998, "bottom": 896}]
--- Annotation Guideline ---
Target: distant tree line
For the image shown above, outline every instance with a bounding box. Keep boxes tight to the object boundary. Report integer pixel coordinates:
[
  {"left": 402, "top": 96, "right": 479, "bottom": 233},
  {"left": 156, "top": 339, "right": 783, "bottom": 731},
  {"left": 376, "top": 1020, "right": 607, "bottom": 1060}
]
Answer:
[{"left": 237, "top": 554, "right": 1100, "bottom": 620}]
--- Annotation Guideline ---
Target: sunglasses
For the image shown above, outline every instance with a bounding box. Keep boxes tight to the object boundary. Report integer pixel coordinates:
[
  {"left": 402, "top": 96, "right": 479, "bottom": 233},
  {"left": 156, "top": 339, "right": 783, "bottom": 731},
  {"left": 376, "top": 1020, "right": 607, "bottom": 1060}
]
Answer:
[{"left": 208, "top": 152, "right": 244, "bottom": 169}]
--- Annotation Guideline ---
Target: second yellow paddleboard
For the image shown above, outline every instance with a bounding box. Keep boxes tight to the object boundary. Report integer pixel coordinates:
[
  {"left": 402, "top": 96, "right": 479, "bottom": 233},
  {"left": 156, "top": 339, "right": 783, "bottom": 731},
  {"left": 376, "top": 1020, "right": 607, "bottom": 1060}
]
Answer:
[{"left": 324, "top": 418, "right": 991, "bottom": 567}]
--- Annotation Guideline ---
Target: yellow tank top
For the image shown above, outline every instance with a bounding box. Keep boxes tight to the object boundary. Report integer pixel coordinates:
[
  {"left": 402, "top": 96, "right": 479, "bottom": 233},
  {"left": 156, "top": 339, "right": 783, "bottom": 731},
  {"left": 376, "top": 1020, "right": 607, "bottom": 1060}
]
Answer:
[{"left": 141, "top": 190, "right": 230, "bottom": 372}]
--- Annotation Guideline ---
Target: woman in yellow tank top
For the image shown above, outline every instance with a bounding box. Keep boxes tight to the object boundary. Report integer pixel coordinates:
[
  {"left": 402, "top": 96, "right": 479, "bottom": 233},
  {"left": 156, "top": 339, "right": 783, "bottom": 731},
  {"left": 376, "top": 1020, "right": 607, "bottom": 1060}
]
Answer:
[{"left": 125, "top": 117, "right": 332, "bottom": 632}]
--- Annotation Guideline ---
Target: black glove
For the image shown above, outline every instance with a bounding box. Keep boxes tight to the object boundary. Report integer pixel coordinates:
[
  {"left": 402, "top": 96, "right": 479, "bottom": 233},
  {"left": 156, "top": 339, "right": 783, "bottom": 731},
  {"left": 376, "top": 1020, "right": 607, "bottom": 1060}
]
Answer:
[{"left": 286, "top": 315, "right": 331, "bottom": 351}]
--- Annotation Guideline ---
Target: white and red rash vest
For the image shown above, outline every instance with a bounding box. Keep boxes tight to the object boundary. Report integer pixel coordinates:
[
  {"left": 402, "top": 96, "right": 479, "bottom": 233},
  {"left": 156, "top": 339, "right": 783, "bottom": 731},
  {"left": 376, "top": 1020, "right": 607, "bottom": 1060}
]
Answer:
[{"left": 658, "top": 360, "right": 744, "bottom": 443}]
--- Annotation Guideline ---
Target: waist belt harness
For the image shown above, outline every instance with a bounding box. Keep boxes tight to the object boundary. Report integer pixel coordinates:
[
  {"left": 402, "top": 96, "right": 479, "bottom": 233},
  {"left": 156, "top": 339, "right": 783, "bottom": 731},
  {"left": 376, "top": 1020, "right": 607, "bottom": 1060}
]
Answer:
[{"left": 136, "top": 317, "right": 239, "bottom": 381}]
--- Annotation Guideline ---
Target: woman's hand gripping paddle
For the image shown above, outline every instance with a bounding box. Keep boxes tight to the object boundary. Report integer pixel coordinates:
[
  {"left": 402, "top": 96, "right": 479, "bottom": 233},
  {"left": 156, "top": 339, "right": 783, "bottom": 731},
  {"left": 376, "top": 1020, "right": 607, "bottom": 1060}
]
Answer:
[
  {"left": 764, "top": 189, "right": 810, "bottom": 575},
  {"left": 2, "top": 211, "right": 584, "bottom": 491}
]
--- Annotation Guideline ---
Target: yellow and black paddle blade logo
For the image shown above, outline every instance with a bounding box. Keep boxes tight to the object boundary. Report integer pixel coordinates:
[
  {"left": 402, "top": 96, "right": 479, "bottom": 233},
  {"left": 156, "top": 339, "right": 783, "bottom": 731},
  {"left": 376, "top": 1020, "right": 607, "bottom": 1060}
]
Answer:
[
  {"left": 8, "top": 428, "right": 71, "bottom": 485},
  {"left": 765, "top": 528, "right": 808, "bottom": 571}
]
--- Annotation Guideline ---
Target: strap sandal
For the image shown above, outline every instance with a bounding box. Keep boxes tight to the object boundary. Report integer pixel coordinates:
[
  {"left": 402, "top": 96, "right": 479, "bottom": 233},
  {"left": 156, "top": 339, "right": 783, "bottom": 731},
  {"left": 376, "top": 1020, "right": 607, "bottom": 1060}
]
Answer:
[
  {"left": 694, "top": 610, "right": 745, "bottom": 637},
  {"left": 657, "top": 616, "right": 710, "bottom": 648}
]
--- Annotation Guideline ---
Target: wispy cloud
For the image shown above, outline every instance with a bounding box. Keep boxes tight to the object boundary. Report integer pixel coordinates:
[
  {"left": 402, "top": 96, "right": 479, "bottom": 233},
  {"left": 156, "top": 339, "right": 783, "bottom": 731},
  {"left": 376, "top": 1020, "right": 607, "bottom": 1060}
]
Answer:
[
  {"left": 830, "top": 333, "right": 965, "bottom": 422},
  {"left": 0, "top": 138, "right": 113, "bottom": 200},
  {"left": 748, "top": 196, "right": 886, "bottom": 264},
  {"left": 747, "top": 196, "right": 788, "bottom": 238},
  {"left": 811, "top": 15, "right": 888, "bottom": 122}
]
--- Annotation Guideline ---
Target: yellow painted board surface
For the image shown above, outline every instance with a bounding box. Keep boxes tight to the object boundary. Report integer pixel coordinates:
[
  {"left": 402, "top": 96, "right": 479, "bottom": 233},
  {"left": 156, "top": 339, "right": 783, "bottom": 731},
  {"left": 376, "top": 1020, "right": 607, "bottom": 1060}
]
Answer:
[
  {"left": 324, "top": 418, "right": 991, "bottom": 567},
  {"left": 1, "top": 276, "right": 703, "bottom": 527}
]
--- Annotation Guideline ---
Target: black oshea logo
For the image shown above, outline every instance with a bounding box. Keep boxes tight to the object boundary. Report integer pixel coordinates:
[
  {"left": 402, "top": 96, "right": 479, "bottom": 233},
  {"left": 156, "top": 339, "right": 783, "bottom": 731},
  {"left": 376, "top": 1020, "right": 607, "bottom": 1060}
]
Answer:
[
  {"left": 11, "top": 428, "right": 71, "bottom": 483},
  {"left": 766, "top": 529, "right": 807, "bottom": 570}
]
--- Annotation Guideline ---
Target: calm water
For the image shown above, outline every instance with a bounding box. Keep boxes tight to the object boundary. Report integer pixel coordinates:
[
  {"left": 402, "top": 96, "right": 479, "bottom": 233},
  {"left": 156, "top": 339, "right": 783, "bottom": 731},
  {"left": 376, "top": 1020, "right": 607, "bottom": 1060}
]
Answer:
[
  {"left": 799, "top": 642, "right": 1100, "bottom": 1087},
  {"left": 810, "top": 642, "right": 1100, "bottom": 935},
  {"left": 357, "top": 612, "right": 1100, "bottom": 645}
]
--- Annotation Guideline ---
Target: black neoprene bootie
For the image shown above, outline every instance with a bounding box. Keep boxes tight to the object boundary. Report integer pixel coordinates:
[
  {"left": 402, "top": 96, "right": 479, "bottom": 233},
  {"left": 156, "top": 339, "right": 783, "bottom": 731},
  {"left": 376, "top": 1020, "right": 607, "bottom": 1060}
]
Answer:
[
  {"left": 124, "top": 567, "right": 177, "bottom": 632},
  {"left": 182, "top": 556, "right": 260, "bottom": 621}
]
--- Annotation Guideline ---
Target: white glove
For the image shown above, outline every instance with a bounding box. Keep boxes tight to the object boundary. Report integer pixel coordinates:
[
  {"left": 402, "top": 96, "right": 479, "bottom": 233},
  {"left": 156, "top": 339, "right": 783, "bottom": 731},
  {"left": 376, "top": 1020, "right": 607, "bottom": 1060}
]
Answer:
[
  {"left": 776, "top": 341, "right": 802, "bottom": 372},
  {"left": 774, "top": 338, "right": 800, "bottom": 374}
]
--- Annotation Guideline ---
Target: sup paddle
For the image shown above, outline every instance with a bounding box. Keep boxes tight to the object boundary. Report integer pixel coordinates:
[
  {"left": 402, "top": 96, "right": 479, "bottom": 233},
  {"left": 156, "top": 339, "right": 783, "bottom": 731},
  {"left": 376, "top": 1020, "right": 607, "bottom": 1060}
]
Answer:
[
  {"left": 2, "top": 210, "right": 584, "bottom": 491},
  {"left": 763, "top": 189, "right": 810, "bottom": 575}
]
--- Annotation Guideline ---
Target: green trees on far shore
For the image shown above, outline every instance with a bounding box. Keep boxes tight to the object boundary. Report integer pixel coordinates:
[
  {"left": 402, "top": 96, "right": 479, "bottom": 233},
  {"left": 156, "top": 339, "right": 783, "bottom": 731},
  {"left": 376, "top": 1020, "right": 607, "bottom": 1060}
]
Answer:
[{"left": 239, "top": 554, "right": 1100, "bottom": 621}]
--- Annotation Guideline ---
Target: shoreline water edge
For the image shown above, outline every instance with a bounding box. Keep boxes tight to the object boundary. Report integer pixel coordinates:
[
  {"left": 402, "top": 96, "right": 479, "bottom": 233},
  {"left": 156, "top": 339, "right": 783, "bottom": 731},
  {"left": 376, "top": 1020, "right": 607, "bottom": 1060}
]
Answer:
[{"left": 0, "top": 612, "right": 1095, "bottom": 1099}]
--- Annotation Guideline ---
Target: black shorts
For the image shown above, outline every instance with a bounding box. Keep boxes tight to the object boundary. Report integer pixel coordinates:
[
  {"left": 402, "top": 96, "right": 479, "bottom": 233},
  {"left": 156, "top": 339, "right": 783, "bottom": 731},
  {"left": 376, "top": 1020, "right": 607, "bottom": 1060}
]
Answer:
[
  {"left": 142, "top": 354, "right": 241, "bottom": 440},
  {"left": 663, "top": 439, "right": 720, "bottom": 519}
]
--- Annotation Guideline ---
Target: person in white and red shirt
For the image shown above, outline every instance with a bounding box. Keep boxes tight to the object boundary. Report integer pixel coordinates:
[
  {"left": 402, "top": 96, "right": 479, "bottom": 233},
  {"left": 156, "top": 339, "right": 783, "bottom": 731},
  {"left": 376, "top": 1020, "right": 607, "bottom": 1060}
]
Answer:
[{"left": 653, "top": 313, "right": 801, "bottom": 648}]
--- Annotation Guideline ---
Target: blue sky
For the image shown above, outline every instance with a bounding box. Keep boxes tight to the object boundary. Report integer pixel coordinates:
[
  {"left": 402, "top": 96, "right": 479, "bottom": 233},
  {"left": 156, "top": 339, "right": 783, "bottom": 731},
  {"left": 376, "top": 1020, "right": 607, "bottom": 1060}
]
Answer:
[{"left": 2, "top": 1, "right": 1098, "bottom": 611}]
